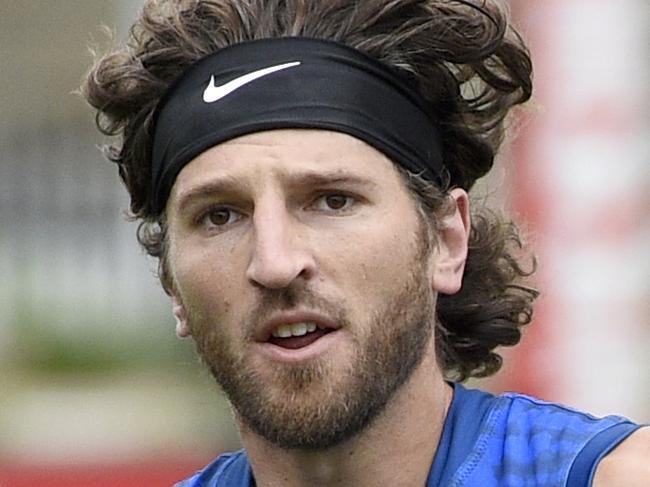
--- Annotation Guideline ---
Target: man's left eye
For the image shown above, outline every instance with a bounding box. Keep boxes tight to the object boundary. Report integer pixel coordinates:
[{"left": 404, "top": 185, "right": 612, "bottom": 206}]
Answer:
[{"left": 313, "top": 193, "right": 354, "bottom": 211}]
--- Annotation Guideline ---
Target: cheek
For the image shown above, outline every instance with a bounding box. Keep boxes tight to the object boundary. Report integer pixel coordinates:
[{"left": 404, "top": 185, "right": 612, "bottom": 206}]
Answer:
[
  {"left": 364, "top": 235, "right": 416, "bottom": 285},
  {"left": 328, "top": 216, "right": 425, "bottom": 300},
  {"left": 171, "top": 241, "right": 243, "bottom": 318}
]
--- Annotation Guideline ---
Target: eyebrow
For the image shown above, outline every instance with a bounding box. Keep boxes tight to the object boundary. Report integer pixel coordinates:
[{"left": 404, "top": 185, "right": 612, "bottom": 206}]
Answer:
[
  {"left": 283, "top": 171, "right": 378, "bottom": 191},
  {"left": 174, "top": 171, "right": 378, "bottom": 214},
  {"left": 175, "top": 177, "right": 245, "bottom": 214}
]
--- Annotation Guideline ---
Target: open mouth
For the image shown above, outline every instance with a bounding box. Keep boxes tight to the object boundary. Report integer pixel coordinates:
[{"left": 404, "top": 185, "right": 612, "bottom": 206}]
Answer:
[{"left": 267, "top": 322, "right": 335, "bottom": 350}]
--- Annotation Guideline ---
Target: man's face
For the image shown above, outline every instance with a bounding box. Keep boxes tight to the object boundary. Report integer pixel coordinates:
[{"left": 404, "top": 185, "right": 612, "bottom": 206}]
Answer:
[{"left": 166, "top": 129, "right": 440, "bottom": 449}]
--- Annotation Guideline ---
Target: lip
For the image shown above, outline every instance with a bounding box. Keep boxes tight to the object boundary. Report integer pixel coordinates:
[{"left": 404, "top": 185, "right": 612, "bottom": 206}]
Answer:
[
  {"left": 254, "top": 309, "right": 341, "bottom": 343},
  {"left": 254, "top": 330, "right": 344, "bottom": 363}
]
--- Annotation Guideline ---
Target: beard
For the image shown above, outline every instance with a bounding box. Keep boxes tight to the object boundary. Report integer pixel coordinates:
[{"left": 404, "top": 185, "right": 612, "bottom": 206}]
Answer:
[{"left": 189, "top": 231, "right": 436, "bottom": 450}]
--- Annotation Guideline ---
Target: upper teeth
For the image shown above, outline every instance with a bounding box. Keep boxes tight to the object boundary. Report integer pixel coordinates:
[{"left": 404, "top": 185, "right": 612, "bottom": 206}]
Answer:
[{"left": 272, "top": 322, "right": 318, "bottom": 338}]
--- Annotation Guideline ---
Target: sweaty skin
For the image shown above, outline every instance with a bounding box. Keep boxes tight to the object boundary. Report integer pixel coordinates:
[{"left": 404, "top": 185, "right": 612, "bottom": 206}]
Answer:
[{"left": 165, "top": 129, "right": 470, "bottom": 487}]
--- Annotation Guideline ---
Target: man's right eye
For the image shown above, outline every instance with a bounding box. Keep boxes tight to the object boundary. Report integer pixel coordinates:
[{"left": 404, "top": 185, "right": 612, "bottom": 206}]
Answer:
[{"left": 198, "top": 207, "right": 241, "bottom": 229}]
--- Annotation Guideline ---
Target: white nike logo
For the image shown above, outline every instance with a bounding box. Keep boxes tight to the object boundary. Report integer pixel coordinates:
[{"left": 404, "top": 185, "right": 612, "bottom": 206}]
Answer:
[{"left": 202, "top": 61, "right": 302, "bottom": 103}]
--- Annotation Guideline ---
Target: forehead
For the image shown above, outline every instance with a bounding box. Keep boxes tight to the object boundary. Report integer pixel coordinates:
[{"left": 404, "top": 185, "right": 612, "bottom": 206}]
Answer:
[{"left": 169, "top": 129, "right": 405, "bottom": 196}]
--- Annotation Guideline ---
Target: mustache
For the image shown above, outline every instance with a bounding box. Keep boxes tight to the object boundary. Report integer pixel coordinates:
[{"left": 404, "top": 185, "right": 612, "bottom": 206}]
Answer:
[{"left": 243, "top": 285, "right": 348, "bottom": 339}]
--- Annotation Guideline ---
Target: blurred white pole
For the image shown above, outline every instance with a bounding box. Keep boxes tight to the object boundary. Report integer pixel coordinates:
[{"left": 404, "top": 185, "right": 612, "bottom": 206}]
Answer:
[{"left": 506, "top": 0, "right": 650, "bottom": 421}]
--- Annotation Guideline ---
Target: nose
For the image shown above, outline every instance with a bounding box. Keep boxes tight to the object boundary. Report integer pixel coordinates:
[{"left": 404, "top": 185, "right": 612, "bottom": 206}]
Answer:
[{"left": 245, "top": 206, "right": 316, "bottom": 289}]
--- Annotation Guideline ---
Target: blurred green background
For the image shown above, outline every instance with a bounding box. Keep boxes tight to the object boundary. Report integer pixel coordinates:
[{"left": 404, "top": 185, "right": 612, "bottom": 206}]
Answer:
[{"left": 0, "top": 2, "right": 241, "bottom": 478}]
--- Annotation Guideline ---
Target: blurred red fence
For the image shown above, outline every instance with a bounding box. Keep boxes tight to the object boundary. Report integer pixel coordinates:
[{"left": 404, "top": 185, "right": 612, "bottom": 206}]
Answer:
[{"left": 0, "top": 459, "right": 211, "bottom": 487}]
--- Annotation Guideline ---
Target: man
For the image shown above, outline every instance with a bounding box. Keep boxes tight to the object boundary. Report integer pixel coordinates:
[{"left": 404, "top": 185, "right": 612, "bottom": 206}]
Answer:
[{"left": 83, "top": 0, "right": 649, "bottom": 485}]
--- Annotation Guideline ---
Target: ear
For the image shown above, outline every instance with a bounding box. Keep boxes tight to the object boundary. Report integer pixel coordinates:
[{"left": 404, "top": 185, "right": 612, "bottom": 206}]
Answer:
[
  {"left": 172, "top": 294, "right": 191, "bottom": 338},
  {"left": 431, "top": 188, "right": 470, "bottom": 295}
]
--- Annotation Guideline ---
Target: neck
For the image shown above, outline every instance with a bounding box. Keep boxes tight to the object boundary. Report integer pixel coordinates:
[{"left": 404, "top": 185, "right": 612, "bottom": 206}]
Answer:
[{"left": 239, "top": 342, "right": 453, "bottom": 487}]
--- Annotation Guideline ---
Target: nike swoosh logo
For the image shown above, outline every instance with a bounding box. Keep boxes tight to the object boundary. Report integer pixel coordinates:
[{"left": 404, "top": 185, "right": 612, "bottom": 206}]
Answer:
[{"left": 202, "top": 61, "right": 302, "bottom": 103}]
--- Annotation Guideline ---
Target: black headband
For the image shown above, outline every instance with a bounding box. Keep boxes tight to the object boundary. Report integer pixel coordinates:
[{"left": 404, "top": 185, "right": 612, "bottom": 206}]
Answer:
[{"left": 151, "top": 37, "right": 445, "bottom": 215}]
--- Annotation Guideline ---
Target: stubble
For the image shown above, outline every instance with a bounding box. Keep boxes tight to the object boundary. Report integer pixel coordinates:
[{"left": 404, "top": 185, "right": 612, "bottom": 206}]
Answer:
[{"left": 189, "top": 226, "right": 436, "bottom": 450}]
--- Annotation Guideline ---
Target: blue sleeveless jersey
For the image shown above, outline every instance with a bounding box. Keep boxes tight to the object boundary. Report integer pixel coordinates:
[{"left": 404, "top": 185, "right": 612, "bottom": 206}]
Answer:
[{"left": 175, "top": 384, "right": 641, "bottom": 486}]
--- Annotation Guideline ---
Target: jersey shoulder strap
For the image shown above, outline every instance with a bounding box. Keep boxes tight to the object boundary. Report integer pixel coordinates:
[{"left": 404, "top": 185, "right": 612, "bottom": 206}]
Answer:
[{"left": 452, "top": 390, "right": 639, "bottom": 487}]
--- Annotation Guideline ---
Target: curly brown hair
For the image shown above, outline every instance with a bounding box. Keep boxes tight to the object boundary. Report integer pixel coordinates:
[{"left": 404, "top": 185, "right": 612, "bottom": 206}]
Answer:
[{"left": 82, "top": 0, "right": 538, "bottom": 381}]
